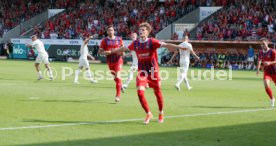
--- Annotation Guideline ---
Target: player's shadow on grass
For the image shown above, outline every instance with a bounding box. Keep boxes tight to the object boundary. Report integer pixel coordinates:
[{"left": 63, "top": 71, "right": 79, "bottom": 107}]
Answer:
[
  {"left": 86, "top": 86, "right": 173, "bottom": 91},
  {"left": 22, "top": 118, "right": 143, "bottom": 126},
  {"left": 232, "top": 77, "right": 260, "bottom": 81},
  {"left": 188, "top": 105, "right": 267, "bottom": 109},
  {"left": 17, "top": 99, "right": 107, "bottom": 104},
  {"left": 17, "top": 120, "right": 276, "bottom": 146}
]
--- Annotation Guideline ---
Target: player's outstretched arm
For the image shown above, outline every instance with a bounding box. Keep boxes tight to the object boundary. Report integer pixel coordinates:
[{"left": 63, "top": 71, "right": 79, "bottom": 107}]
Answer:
[
  {"left": 98, "top": 48, "right": 109, "bottom": 56},
  {"left": 191, "top": 50, "right": 200, "bottom": 60},
  {"left": 84, "top": 36, "right": 93, "bottom": 45},
  {"left": 263, "top": 61, "right": 276, "bottom": 66},
  {"left": 25, "top": 43, "right": 33, "bottom": 48},
  {"left": 106, "top": 47, "right": 129, "bottom": 55},
  {"left": 162, "top": 43, "right": 187, "bottom": 51},
  {"left": 87, "top": 54, "right": 95, "bottom": 60}
]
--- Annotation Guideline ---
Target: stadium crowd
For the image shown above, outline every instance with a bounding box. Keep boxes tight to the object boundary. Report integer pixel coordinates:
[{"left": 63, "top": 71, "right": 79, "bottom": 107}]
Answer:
[
  {"left": 0, "top": 0, "right": 51, "bottom": 38},
  {"left": 36, "top": 0, "right": 203, "bottom": 39},
  {"left": 1, "top": 0, "right": 235, "bottom": 39},
  {"left": 196, "top": 0, "right": 276, "bottom": 41},
  {"left": 1, "top": 0, "right": 275, "bottom": 41}
]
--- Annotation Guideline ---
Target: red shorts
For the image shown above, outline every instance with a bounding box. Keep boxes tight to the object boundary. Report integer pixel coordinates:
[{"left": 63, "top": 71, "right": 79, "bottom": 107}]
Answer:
[
  {"left": 136, "top": 72, "right": 161, "bottom": 89},
  {"left": 264, "top": 72, "right": 276, "bottom": 84},
  {"left": 108, "top": 60, "right": 123, "bottom": 74}
]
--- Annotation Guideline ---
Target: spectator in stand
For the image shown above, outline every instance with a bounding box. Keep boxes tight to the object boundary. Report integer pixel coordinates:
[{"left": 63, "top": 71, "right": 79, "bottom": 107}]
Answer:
[
  {"left": 49, "top": 30, "right": 58, "bottom": 39},
  {"left": 183, "top": 29, "right": 190, "bottom": 38},
  {"left": 92, "top": 42, "right": 99, "bottom": 60},
  {"left": 171, "top": 32, "right": 178, "bottom": 40},
  {"left": 247, "top": 45, "right": 255, "bottom": 69},
  {"left": 4, "top": 40, "right": 13, "bottom": 59}
]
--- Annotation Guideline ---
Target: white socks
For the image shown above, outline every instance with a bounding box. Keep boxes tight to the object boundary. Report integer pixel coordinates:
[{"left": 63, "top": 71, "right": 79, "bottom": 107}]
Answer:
[
  {"left": 47, "top": 68, "right": 53, "bottom": 78},
  {"left": 183, "top": 76, "right": 191, "bottom": 89},
  {"left": 86, "top": 69, "right": 93, "bottom": 81},
  {"left": 75, "top": 69, "right": 96, "bottom": 82},
  {"left": 74, "top": 69, "right": 81, "bottom": 82},
  {"left": 124, "top": 70, "right": 134, "bottom": 87},
  {"left": 176, "top": 73, "right": 191, "bottom": 89},
  {"left": 176, "top": 73, "right": 185, "bottom": 87},
  {"left": 37, "top": 71, "right": 42, "bottom": 78}
]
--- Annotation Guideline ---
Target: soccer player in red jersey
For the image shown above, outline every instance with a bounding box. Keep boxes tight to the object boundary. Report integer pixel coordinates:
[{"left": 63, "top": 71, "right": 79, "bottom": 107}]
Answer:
[
  {"left": 257, "top": 38, "right": 276, "bottom": 107},
  {"left": 98, "top": 25, "right": 124, "bottom": 102},
  {"left": 106, "top": 22, "right": 188, "bottom": 124}
]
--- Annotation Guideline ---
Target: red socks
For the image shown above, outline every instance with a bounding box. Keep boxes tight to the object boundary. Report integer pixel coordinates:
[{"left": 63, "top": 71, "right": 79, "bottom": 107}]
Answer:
[
  {"left": 137, "top": 88, "right": 164, "bottom": 113},
  {"left": 114, "top": 77, "right": 122, "bottom": 97},
  {"left": 154, "top": 88, "right": 164, "bottom": 112},
  {"left": 137, "top": 90, "right": 150, "bottom": 113},
  {"left": 265, "top": 86, "right": 273, "bottom": 99}
]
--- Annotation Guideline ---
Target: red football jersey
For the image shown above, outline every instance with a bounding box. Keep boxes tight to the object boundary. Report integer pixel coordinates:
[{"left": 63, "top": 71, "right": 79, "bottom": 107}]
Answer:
[
  {"left": 100, "top": 37, "right": 123, "bottom": 64},
  {"left": 128, "top": 38, "right": 162, "bottom": 73},
  {"left": 258, "top": 49, "right": 276, "bottom": 74}
]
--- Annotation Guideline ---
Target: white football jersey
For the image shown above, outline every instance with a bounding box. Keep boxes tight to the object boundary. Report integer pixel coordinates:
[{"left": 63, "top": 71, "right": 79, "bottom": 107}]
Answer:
[
  {"left": 79, "top": 43, "right": 89, "bottom": 60},
  {"left": 179, "top": 42, "right": 193, "bottom": 63},
  {"left": 31, "top": 39, "right": 48, "bottom": 56}
]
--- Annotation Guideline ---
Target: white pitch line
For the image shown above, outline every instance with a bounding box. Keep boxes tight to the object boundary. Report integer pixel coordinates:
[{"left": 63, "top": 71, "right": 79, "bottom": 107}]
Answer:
[{"left": 0, "top": 108, "right": 275, "bottom": 131}]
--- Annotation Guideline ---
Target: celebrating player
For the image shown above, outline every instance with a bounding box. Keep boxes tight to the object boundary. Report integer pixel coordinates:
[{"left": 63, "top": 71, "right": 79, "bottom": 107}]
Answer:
[
  {"left": 26, "top": 35, "right": 53, "bottom": 80},
  {"left": 105, "top": 22, "right": 188, "bottom": 124},
  {"left": 98, "top": 25, "right": 124, "bottom": 102},
  {"left": 168, "top": 35, "right": 200, "bottom": 91},
  {"left": 74, "top": 36, "right": 98, "bottom": 84},
  {"left": 257, "top": 38, "right": 276, "bottom": 107}
]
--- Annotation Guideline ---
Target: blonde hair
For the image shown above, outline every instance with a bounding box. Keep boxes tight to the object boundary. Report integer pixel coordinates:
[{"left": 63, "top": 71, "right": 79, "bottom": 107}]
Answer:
[
  {"left": 31, "top": 35, "right": 37, "bottom": 39},
  {"left": 139, "top": 22, "right": 152, "bottom": 33}
]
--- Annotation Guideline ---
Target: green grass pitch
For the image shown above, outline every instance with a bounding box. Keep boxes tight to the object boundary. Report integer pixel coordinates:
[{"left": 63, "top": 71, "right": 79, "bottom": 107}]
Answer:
[{"left": 0, "top": 60, "right": 276, "bottom": 146}]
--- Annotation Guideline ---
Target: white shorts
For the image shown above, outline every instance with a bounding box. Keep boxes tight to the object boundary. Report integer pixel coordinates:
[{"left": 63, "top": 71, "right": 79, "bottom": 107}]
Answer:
[
  {"left": 132, "top": 60, "right": 138, "bottom": 66},
  {"left": 130, "top": 64, "right": 138, "bottom": 72},
  {"left": 35, "top": 54, "right": 49, "bottom": 64},
  {"left": 247, "top": 57, "right": 254, "bottom": 62},
  {"left": 179, "top": 61, "right": 189, "bottom": 74},
  {"left": 79, "top": 59, "right": 89, "bottom": 68}
]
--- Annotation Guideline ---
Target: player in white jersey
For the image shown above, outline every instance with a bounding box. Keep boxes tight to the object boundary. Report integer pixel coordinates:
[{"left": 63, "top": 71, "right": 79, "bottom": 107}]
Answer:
[
  {"left": 26, "top": 35, "right": 53, "bottom": 80},
  {"left": 74, "top": 36, "right": 97, "bottom": 84},
  {"left": 122, "top": 33, "right": 138, "bottom": 89},
  {"left": 168, "top": 35, "right": 200, "bottom": 91}
]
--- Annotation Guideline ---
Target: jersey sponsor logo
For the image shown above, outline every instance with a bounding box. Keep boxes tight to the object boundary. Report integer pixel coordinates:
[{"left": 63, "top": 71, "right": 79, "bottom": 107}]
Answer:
[
  {"left": 138, "top": 53, "right": 150, "bottom": 58},
  {"left": 106, "top": 39, "right": 120, "bottom": 45}
]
